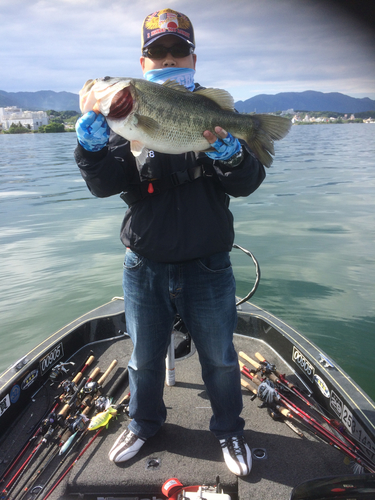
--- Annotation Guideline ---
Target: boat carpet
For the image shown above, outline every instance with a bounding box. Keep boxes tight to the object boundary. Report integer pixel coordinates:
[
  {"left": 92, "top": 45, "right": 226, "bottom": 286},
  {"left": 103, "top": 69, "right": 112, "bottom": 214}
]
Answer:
[
  {"left": 1, "top": 334, "right": 350, "bottom": 500},
  {"left": 66, "top": 334, "right": 350, "bottom": 500}
]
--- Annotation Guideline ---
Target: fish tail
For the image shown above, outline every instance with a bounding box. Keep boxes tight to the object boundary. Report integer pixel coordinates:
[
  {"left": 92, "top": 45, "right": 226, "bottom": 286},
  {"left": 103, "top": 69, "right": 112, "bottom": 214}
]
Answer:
[{"left": 239, "top": 114, "right": 291, "bottom": 168}]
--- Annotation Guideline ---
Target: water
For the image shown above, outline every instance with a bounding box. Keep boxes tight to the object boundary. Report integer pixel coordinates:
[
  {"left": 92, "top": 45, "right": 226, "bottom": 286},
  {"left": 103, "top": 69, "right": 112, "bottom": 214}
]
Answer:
[{"left": 1, "top": 126, "right": 374, "bottom": 400}]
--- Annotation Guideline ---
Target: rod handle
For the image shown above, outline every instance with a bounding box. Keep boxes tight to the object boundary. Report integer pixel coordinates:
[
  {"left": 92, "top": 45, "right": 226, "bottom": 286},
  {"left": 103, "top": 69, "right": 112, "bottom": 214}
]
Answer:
[
  {"left": 255, "top": 352, "right": 295, "bottom": 388},
  {"left": 58, "top": 403, "right": 70, "bottom": 418},
  {"left": 98, "top": 360, "right": 118, "bottom": 385},
  {"left": 276, "top": 405, "right": 291, "bottom": 418},
  {"left": 241, "top": 379, "right": 257, "bottom": 395},
  {"left": 72, "top": 372, "right": 83, "bottom": 385},
  {"left": 87, "top": 367, "right": 101, "bottom": 382}
]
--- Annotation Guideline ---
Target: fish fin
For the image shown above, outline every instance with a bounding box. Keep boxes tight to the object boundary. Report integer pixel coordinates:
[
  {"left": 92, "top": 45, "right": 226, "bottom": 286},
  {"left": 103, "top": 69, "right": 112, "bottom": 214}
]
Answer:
[
  {"left": 130, "top": 140, "right": 145, "bottom": 157},
  {"left": 195, "top": 88, "right": 235, "bottom": 111},
  {"left": 238, "top": 114, "right": 291, "bottom": 168},
  {"left": 135, "top": 114, "right": 160, "bottom": 133},
  {"left": 162, "top": 79, "right": 190, "bottom": 92}
]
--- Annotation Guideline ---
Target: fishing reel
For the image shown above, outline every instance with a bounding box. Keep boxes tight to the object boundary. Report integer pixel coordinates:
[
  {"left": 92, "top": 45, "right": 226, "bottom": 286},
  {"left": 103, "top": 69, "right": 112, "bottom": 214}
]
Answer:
[
  {"left": 257, "top": 379, "right": 280, "bottom": 407},
  {"left": 41, "top": 424, "right": 59, "bottom": 444},
  {"left": 41, "top": 411, "right": 58, "bottom": 434},
  {"left": 257, "top": 360, "right": 276, "bottom": 376},
  {"left": 50, "top": 362, "right": 75, "bottom": 384},
  {"left": 58, "top": 378, "right": 78, "bottom": 399},
  {"left": 66, "top": 413, "right": 90, "bottom": 433},
  {"left": 94, "top": 396, "right": 111, "bottom": 413},
  {"left": 83, "top": 380, "right": 100, "bottom": 395},
  {"left": 112, "top": 393, "right": 131, "bottom": 416}
]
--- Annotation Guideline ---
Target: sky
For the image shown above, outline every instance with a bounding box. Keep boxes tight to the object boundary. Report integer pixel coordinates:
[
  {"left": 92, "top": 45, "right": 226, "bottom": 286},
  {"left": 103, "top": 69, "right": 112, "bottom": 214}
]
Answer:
[{"left": 1, "top": 0, "right": 375, "bottom": 102}]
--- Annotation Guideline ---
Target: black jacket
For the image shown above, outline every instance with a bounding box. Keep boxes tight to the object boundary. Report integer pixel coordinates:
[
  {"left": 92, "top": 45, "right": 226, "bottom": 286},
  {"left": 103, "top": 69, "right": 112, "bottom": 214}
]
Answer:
[{"left": 74, "top": 121, "right": 265, "bottom": 263}]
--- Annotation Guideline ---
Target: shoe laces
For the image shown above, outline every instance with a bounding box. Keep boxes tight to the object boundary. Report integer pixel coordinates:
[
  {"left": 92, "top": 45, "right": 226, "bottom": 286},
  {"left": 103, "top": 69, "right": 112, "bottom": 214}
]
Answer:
[
  {"left": 221, "top": 436, "right": 246, "bottom": 457},
  {"left": 119, "top": 430, "right": 134, "bottom": 443}
]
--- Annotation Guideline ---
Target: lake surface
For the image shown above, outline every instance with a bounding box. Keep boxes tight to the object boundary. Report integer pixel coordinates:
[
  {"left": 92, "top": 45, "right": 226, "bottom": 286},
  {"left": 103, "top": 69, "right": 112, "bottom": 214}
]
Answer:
[{"left": 1, "top": 125, "right": 374, "bottom": 399}]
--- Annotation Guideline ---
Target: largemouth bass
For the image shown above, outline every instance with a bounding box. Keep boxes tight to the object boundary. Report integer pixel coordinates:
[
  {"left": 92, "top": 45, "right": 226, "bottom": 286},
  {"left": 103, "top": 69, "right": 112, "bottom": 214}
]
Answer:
[{"left": 79, "top": 76, "right": 291, "bottom": 167}]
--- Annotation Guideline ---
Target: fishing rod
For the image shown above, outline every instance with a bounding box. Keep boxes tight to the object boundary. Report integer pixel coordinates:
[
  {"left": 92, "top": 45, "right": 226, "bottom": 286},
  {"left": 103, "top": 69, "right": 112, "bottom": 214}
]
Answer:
[
  {"left": 13, "top": 367, "right": 103, "bottom": 500},
  {"left": 240, "top": 376, "right": 305, "bottom": 438},
  {"left": 253, "top": 351, "right": 331, "bottom": 417},
  {"left": 1, "top": 405, "right": 71, "bottom": 500},
  {"left": 1, "top": 356, "right": 97, "bottom": 500},
  {"left": 20, "top": 360, "right": 120, "bottom": 500},
  {"left": 276, "top": 401, "right": 375, "bottom": 474},
  {"left": 38, "top": 367, "right": 129, "bottom": 500},
  {"left": 239, "top": 360, "right": 375, "bottom": 473},
  {"left": 240, "top": 351, "right": 342, "bottom": 429},
  {"left": 240, "top": 360, "right": 341, "bottom": 449},
  {"left": 239, "top": 351, "right": 315, "bottom": 407},
  {"left": 14, "top": 427, "right": 68, "bottom": 500},
  {"left": 57, "top": 366, "right": 102, "bottom": 446},
  {"left": 0, "top": 353, "right": 95, "bottom": 488},
  {"left": 242, "top": 351, "right": 374, "bottom": 455},
  {"left": 275, "top": 388, "right": 375, "bottom": 472},
  {"left": 3, "top": 358, "right": 122, "bottom": 500},
  {"left": 253, "top": 352, "right": 375, "bottom": 450}
]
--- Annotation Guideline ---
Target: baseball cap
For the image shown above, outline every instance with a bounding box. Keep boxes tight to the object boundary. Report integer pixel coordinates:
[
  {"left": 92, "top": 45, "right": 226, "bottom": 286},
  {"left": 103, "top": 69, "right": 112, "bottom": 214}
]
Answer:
[{"left": 141, "top": 9, "right": 195, "bottom": 49}]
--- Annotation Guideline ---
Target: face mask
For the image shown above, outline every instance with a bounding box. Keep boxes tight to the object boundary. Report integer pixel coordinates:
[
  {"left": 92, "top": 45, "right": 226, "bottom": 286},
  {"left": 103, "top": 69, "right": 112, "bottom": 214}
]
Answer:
[{"left": 144, "top": 67, "right": 196, "bottom": 91}]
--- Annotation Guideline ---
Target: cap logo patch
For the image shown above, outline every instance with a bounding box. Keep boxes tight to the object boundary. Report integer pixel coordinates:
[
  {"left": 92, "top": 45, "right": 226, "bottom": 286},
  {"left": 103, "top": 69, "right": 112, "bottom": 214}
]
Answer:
[
  {"left": 142, "top": 8, "right": 194, "bottom": 47},
  {"left": 145, "top": 9, "right": 191, "bottom": 31}
]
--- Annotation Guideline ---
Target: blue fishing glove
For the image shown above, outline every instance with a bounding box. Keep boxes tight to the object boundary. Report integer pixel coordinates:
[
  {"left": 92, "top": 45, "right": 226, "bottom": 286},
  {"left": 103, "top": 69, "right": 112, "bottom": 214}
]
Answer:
[
  {"left": 205, "top": 132, "right": 242, "bottom": 162},
  {"left": 75, "top": 111, "right": 110, "bottom": 152}
]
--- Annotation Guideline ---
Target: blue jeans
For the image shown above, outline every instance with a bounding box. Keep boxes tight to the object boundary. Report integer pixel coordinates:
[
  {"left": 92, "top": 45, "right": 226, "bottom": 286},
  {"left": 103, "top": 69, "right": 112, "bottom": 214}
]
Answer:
[{"left": 123, "top": 250, "right": 244, "bottom": 440}]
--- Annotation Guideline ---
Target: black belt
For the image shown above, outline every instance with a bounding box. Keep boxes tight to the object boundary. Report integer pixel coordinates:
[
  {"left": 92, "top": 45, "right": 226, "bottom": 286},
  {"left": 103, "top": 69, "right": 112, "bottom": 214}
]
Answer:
[{"left": 120, "top": 163, "right": 213, "bottom": 206}]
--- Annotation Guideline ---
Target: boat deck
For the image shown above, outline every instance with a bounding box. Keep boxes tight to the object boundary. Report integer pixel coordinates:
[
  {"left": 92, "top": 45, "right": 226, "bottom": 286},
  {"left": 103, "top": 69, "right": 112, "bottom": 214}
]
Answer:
[{"left": 1, "top": 332, "right": 350, "bottom": 500}]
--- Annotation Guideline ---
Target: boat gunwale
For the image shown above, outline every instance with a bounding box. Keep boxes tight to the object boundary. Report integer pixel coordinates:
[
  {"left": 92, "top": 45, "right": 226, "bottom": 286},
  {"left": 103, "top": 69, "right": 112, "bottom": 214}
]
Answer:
[{"left": 1, "top": 298, "right": 374, "bottom": 459}]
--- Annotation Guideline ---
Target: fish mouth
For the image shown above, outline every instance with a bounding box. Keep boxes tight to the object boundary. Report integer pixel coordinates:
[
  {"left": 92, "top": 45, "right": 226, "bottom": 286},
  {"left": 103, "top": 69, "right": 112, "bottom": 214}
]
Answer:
[
  {"left": 107, "top": 87, "right": 133, "bottom": 119},
  {"left": 79, "top": 77, "right": 134, "bottom": 118}
]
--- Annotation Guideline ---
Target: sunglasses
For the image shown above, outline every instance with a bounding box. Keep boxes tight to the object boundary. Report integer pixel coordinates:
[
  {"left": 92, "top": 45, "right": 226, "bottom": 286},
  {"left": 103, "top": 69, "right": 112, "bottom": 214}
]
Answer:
[{"left": 142, "top": 43, "right": 194, "bottom": 60}]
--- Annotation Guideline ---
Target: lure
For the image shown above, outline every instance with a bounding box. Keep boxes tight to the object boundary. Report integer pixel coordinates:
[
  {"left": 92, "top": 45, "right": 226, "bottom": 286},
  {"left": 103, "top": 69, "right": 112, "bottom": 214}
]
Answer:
[
  {"left": 88, "top": 407, "right": 118, "bottom": 431},
  {"left": 59, "top": 432, "right": 78, "bottom": 455}
]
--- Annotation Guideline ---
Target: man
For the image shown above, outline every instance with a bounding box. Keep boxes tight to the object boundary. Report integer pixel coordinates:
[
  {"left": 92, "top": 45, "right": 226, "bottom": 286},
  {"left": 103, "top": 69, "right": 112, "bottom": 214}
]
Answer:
[{"left": 74, "top": 8, "right": 265, "bottom": 477}]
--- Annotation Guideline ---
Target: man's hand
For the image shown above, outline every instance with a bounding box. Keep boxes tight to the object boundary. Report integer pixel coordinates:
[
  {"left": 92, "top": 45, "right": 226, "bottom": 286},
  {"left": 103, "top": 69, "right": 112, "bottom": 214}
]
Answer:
[
  {"left": 76, "top": 111, "right": 110, "bottom": 152},
  {"left": 203, "top": 126, "right": 242, "bottom": 162}
]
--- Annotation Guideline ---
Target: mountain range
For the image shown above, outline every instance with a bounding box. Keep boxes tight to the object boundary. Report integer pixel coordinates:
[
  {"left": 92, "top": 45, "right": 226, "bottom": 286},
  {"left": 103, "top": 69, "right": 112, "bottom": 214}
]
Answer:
[
  {"left": 1, "top": 89, "right": 374, "bottom": 114},
  {"left": 0, "top": 90, "right": 81, "bottom": 113},
  {"left": 235, "top": 91, "right": 375, "bottom": 114}
]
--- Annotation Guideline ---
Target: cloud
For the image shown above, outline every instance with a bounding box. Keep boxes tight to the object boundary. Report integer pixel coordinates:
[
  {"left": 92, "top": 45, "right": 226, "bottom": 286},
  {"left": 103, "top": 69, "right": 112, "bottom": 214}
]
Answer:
[{"left": 1, "top": 0, "right": 374, "bottom": 99}]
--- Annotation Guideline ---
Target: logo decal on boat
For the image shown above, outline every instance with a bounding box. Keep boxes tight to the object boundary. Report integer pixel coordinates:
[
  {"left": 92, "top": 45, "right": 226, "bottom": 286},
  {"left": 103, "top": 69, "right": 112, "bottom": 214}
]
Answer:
[
  {"left": 342, "top": 404, "right": 375, "bottom": 455},
  {"left": 314, "top": 374, "right": 330, "bottom": 398},
  {"left": 292, "top": 346, "right": 315, "bottom": 380},
  {"left": 0, "top": 393, "right": 11, "bottom": 417},
  {"left": 21, "top": 369, "right": 39, "bottom": 390},
  {"left": 10, "top": 384, "right": 21, "bottom": 404},
  {"left": 39, "top": 342, "right": 64, "bottom": 375},
  {"left": 330, "top": 390, "right": 343, "bottom": 418}
]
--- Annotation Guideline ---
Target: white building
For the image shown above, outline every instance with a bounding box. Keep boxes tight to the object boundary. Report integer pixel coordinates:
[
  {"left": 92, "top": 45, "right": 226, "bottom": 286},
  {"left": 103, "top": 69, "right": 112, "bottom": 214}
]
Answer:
[{"left": 0, "top": 107, "right": 49, "bottom": 131}]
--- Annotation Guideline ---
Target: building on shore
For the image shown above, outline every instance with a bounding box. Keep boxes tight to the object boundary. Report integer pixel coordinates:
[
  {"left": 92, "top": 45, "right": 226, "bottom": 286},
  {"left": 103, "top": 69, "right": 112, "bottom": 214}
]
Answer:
[{"left": 0, "top": 106, "right": 49, "bottom": 131}]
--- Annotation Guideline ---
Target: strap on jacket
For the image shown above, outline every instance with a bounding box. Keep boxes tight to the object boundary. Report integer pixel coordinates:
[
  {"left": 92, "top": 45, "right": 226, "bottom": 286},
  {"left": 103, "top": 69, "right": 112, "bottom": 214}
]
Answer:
[{"left": 120, "top": 161, "right": 214, "bottom": 206}]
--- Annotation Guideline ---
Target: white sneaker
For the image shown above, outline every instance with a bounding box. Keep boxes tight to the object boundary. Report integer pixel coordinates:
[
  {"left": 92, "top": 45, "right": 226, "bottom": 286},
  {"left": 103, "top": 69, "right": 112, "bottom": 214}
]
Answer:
[
  {"left": 219, "top": 436, "right": 252, "bottom": 476},
  {"left": 108, "top": 428, "right": 146, "bottom": 463}
]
